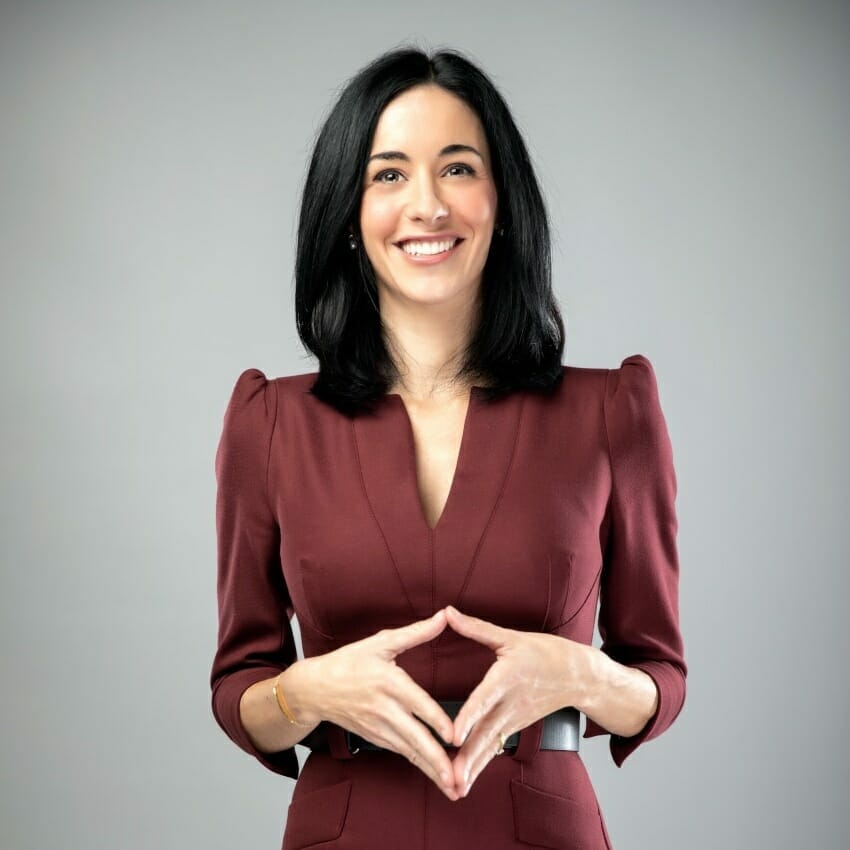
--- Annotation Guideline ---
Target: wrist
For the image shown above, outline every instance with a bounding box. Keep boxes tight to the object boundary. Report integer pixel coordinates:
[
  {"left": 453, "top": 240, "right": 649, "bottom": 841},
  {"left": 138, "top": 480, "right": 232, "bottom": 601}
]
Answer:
[
  {"left": 572, "top": 647, "right": 660, "bottom": 737},
  {"left": 277, "top": 658, "right": 323, "bottom": 727},
  {"left": 571, "top": 644, "right": 609, "bottom": 716}
]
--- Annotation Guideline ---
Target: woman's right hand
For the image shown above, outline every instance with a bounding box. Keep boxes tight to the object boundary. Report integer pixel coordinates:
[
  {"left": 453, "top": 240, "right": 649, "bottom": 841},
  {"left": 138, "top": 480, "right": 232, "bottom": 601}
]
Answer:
[{"left": 297, "top": 608, "right": 461, "bottom": 800}]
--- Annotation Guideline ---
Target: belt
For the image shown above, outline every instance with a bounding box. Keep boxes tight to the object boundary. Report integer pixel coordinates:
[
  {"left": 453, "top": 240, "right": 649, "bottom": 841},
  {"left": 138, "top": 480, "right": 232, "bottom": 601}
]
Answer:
[{"left": 302, "top": 700, "right": 580, "bottom": 755}]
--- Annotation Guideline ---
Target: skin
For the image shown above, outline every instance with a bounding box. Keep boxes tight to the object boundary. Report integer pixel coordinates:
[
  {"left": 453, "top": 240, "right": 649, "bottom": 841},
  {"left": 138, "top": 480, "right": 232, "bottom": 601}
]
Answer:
[
  {"left": 238, "top": 83, "right": 659, "bottom": 802},
  {"left": 357, "top": 82, "right": 497, "bottom": 403}
]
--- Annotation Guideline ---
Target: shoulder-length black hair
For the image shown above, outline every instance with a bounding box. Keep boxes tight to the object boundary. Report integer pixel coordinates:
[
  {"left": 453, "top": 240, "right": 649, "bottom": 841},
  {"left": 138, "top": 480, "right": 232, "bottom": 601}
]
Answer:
[{"left": 294, "top": 45, "right": 565, "bottom": 417}]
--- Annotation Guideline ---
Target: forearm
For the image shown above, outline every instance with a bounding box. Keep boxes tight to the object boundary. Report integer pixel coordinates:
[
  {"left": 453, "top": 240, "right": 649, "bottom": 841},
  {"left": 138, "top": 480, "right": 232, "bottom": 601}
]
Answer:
[
  {"left": 239, "top": 657, "right": 324, "bottom": 754},
  {"left": 572, "top": 645, "right": 659, "bottom": 738}
]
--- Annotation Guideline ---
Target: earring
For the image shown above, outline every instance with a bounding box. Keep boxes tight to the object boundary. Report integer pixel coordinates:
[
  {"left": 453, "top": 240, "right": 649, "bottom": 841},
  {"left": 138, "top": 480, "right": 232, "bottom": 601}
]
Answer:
[
  {"left": 348, "top": 233, "right": 358, "bottom": 250},
  {"left": 496, "top": 224, "right": 505, "bottom": 237}
]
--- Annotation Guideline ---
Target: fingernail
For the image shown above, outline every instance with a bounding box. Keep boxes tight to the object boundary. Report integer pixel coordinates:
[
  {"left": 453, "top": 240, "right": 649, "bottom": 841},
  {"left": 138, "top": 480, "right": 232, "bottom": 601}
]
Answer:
[{"left": 463, "top": 766, "right": 470, "bottom": 785}]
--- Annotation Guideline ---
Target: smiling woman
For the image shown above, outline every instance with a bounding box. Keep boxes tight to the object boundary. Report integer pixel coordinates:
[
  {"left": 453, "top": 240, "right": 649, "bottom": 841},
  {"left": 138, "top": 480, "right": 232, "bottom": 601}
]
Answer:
[
  {"left": 359, "top": 85, "right": 498, "bottom": 313},
  {"left": 210, "top": 45, "right": 686, "bottom": 850},
  {"left": 289, "top": 47, "right": 563, "bottom": 416}
]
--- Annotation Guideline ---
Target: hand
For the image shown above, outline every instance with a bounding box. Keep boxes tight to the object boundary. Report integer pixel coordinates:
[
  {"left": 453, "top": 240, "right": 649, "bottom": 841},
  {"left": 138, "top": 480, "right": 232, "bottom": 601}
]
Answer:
[
  {"left": 307, "top": 609, "right": 462, "bottom": 801},
  {"left": 443, "top": 604, "right": 591, "bottom": 797}
]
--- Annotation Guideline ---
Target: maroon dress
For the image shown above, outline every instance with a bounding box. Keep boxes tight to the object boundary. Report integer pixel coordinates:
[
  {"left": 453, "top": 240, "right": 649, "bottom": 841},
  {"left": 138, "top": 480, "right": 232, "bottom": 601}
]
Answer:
[{"left": 210, "top": 353, "right": 687, "bottom": 850}]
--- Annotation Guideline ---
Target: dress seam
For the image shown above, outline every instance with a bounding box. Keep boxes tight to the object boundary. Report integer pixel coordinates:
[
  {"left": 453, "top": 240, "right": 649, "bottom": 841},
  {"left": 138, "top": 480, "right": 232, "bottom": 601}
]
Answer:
[
  {"left": 265, "top": 379, "right": 288, "bottom": 658},
  {"left": 263, "top": 376, "right": 280, "bottom": 520},
  {"left": 350, "top": 417, "right": 419, "bottom": 618},
  {"left": 454, "top": 392, "right": 527, "bottom": 610}
]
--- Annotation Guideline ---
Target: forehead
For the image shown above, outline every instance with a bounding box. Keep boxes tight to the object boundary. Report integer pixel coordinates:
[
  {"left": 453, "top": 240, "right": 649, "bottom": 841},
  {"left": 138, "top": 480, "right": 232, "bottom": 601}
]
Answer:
[{"left": 369, "top": 84, "right": 488, "bottom": 156}]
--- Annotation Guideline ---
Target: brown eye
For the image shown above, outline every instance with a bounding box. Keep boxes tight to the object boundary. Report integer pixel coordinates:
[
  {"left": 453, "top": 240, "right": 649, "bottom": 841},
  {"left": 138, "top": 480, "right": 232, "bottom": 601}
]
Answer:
[{"left": 374, "top": 169, "right": 403, "bottom": 184}]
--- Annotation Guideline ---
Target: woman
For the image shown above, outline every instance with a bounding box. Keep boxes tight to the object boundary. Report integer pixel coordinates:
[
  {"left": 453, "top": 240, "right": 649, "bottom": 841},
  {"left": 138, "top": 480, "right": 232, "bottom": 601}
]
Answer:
[{"left": 210, "top": 46, "right": 686, "bottom": 850}]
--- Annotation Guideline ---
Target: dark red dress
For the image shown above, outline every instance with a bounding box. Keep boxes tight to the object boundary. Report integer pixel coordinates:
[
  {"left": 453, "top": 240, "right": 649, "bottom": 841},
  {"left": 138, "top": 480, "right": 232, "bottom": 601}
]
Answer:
[{"left": 210, "top": 353, "right": 687, "bottom": 850}]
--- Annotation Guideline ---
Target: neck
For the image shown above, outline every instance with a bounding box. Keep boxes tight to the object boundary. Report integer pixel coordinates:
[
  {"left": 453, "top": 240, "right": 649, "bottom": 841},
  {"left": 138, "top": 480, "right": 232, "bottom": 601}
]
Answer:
[{"left": 379, "top": 288, "right": 481, "bottom": 402}]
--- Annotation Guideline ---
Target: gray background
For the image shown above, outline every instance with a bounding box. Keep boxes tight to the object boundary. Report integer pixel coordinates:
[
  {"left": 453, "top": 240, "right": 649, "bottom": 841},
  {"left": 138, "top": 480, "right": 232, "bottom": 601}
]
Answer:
[{"left": 1, "top": 1, "right": 847, "bottom": 848}]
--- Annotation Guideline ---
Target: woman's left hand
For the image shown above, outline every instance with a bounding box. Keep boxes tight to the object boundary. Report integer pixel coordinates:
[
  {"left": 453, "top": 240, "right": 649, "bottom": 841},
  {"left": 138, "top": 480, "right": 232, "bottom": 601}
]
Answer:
[{"left": 443, "top": 604, "right": 593, "bottom": 797}]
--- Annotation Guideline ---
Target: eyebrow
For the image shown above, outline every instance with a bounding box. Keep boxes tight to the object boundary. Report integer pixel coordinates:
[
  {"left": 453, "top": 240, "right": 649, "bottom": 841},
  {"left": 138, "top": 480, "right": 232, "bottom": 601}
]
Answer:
[{"left": 367, "top": 143, "right": 484, "bottom": 165}]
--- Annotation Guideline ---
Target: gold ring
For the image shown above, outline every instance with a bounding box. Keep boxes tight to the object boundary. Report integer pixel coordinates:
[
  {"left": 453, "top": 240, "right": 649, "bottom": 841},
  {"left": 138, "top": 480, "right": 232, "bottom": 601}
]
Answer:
[{"left": 495, "top": 732, "right": 506, "bottom": 755}]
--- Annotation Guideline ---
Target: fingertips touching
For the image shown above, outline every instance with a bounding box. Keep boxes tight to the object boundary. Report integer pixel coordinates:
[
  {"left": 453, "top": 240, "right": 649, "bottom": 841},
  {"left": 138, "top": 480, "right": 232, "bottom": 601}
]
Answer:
[{"left": 453, "top": 713, "right": 473, "bottom": 747}]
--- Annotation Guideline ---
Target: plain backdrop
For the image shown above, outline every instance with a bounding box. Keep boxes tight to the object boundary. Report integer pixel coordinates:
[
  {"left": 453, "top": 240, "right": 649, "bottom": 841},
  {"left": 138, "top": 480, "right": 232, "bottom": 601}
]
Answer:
[{"left": 1, "top": 1, "right": 847, "bottom": 848}]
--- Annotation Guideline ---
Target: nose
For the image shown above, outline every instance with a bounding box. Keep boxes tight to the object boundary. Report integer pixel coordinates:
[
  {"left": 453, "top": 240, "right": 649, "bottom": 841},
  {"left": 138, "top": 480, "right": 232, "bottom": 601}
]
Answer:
[{"left": 406, "top": 172, "right": 448, "bottom": 224}]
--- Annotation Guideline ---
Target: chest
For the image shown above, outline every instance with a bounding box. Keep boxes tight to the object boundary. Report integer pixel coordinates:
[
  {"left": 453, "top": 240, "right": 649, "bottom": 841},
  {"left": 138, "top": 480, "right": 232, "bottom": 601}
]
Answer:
[
  {"left": 269, "top": 385, "right": 612, "bottom": 644},
  {"left": 399, "top": 395, "right": 472, "bottom": 532}
]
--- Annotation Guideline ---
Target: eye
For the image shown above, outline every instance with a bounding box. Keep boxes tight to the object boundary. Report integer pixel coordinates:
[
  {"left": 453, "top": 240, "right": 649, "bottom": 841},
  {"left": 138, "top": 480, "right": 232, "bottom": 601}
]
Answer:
[
  {"left": 373, "top": 169, "right": 403, "bottom": 184},
  {"left": 446, "top": 163, "right": 476, "bottom": 177}
]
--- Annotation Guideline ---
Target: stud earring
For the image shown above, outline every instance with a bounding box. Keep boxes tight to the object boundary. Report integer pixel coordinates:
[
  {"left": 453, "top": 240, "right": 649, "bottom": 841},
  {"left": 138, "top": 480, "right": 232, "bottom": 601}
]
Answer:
[{"left": 348, "top": 233, "right": 358, "bottom": 250}]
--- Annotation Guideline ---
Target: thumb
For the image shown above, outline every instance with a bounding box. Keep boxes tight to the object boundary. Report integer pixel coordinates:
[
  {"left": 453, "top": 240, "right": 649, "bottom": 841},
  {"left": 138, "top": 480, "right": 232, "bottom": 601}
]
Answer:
[
  {"left": 445, "top": 605, "right": 506, "bottom": 650},
  {"left": 378, "top": 609, "right": 448, "bottom": 657}
]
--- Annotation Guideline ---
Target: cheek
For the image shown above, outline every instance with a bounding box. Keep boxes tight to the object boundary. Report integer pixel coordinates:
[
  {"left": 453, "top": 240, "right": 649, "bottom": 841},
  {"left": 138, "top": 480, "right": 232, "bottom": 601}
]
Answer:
[
  {"left": 457, "top": 186, "right": 497, "bottom": 227},
  {"left": 360, "top": 195, "right": 398, "bottom": 241}
]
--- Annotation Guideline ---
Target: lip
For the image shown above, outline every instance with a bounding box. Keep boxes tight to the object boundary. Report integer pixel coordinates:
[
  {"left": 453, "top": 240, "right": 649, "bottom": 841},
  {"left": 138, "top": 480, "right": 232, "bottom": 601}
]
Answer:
[
  {"left": 394, "top": 238, "right": 464, "bottom": 265},
  {"left": 394, "top": 233, "right": 463, "bottom": 246}
]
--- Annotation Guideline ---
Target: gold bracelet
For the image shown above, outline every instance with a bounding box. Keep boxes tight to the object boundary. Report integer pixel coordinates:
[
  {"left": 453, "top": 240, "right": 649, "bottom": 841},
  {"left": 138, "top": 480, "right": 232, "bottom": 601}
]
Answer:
[{"left": 272, "top": 670, "right": 310, "bottom": 727}]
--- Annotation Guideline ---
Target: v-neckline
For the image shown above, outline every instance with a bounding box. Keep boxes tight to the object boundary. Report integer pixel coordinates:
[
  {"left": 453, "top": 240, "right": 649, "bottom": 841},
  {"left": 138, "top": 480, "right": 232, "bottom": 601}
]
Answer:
[
  {"left": 384, "top": 386, "right": 482, "bottom": 535},
  {"left": 351, "top": 385, "right": 524, "bottom": 620}
]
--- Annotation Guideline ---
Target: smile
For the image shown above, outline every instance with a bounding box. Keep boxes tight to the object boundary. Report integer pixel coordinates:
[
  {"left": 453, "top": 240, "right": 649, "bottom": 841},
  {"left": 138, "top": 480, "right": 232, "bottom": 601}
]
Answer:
[{"left": 394, "top": 238, "right": 464, "bottom": 265}]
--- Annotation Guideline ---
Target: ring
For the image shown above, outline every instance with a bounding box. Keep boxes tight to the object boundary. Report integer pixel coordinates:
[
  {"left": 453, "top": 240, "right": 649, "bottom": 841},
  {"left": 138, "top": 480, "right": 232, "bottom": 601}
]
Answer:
[{"left": 495, "top": 732, "right": 506, "bottom": 755}]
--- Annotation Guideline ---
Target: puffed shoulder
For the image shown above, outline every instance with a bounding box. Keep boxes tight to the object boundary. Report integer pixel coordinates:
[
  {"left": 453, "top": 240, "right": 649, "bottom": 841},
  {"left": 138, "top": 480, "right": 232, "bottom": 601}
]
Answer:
[
  {"left": 215, "top": 368, "right": 278, "bottom": 489},
  {"left": 605, "top": 353, "right": 668, "bottom": 451},
  {"left": 609, "top": 353, "right": 660, "bottom": 402},
  {"left": 221, "top": 367, "right": 275, "bottom": 426},
  {"left": 225, "top": 367, "right": 273, "bottom": 416}
]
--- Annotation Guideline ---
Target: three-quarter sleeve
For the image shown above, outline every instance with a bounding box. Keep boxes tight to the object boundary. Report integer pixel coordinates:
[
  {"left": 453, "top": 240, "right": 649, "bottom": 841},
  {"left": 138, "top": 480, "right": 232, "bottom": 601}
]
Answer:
[
  {"left": 583, "top": 353, "right": 687, "bottom": 767},
  {"left": 210, "top": 368, "right": 300, "bottom": 779}
]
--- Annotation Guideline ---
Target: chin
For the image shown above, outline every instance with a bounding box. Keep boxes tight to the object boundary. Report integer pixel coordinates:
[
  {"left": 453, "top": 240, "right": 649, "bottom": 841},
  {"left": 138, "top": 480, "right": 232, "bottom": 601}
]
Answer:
[{"left": 385, "top": 280, "right": 479, "bottom": 307}]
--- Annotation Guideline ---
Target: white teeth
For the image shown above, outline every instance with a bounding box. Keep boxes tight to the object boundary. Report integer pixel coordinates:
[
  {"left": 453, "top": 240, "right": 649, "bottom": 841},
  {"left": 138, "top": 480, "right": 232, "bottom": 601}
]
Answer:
[{"left": 400, "top": 238, "right": 458, "bottom": 256}]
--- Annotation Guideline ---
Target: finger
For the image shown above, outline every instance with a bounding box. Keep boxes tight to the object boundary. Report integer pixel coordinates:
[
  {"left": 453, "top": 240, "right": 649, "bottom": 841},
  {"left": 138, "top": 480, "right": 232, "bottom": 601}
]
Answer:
[
  {"left": 380, "top": 704, "right": 460, "bottom": 800},
  {"left": 450, "top": 665, "right": 504, "bottom": 747},
  {"left": 376, "top": 724, "right": 452, "bottom": 795},
  {"left": 361, "top": 722, "right": 451, "bottom": 797},
  {"left": 406, "top": 684, "right": 456, "bottom": 747},
  {"left": 380, "top": 667, "right": 458, "bottom": 780},
  {"left": 376, "top": 610, "right": 448, "bottom": 658},
  {"left": 445, "top": 605, "right": 507, "bottom": 651},
  {"left": 380, "top": 663, "right": 457, "bottom": 746},
  {"left": 455, "top": 708, "right": 514, "bottom": 796},
  {"left": 450, "top": 704, "right": 500, "bottom": 791}
]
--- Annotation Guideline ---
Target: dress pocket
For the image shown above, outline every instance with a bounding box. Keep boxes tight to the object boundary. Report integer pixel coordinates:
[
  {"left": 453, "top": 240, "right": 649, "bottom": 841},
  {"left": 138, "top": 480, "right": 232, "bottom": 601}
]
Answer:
[
  {"left": 510, "top": 777, "right": 606, "bottom": 850},
  {"left": 282, "top": 778, "right": 352, "bottom": 850}
]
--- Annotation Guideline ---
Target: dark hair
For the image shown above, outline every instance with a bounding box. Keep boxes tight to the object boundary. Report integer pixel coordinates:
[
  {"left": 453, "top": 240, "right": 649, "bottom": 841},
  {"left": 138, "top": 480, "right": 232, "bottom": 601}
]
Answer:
[{"left": 294, "top": 45, "right": 565, "bottom": 417}]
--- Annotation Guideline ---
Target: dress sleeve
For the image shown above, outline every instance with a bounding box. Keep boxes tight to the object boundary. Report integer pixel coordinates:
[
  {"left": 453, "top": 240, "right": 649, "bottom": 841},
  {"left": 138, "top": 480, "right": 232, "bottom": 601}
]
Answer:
[
  {"left": 209, "top": 368, "right": 300, "bottom": 779},
  {"left": 583, "top": 353, "right": 687, "bottom": 767}
]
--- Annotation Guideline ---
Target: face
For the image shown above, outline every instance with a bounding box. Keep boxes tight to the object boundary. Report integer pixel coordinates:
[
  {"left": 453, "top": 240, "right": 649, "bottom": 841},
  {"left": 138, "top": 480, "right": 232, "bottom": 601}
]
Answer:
[{"left": 358, "top": 84, "right": 498, "bottom": 310}]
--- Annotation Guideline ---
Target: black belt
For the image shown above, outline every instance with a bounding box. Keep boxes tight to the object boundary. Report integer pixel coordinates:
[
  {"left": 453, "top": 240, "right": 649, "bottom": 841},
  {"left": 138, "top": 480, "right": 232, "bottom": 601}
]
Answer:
[{"left": 302, "top": 701, "right": 580, "bottom": 755}]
